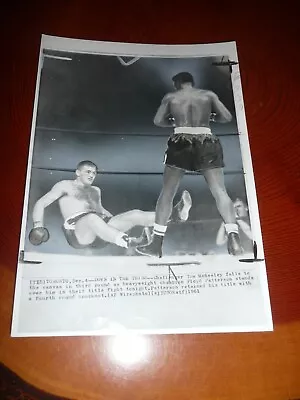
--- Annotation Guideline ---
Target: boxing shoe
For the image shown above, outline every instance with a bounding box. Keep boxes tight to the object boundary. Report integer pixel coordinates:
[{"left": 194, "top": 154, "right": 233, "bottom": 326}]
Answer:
[
  {"left": 117, "top": 232, "right": 151, "bottom": 249},
  {"left": 129, "top": 227, "right": 152, "bottom": 247},
  {"left": 170, "top": 190, "right": 192, "bottom": 222},
  {"left": 29, "top": 227, "right": 50, "bottom": 246},
  {"left": 227, "top": 232, "right": 243, "bottom": 256},
  {"left": 136, "top": 235, "right": 163, "bottom": 258}
]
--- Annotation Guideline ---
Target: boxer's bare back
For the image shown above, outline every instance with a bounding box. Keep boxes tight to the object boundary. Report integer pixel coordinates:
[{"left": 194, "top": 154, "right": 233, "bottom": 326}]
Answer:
[{"left": 154, "top": 88, "right": 232, "bottom": 127}]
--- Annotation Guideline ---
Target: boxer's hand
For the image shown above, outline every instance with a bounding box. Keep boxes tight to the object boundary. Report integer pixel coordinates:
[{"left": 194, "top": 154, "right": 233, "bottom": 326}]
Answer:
[
  {"left": 210, "top": 112, "right": 217, "bottom": 122},
  {"left": 169, "top": 117, "right": 176, "bottom": 127},
  {"left": 29, "top": 227, "right": 50, "bottom": 246}
]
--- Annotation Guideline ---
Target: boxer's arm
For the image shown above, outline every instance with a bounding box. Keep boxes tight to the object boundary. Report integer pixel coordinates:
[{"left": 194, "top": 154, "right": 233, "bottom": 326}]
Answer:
[
  {"left": 237, "top": 220, "right": 253, "bottom": 240},
  {"left": 216, "top": 222, "right": 227, "bottom": 245},
  {"left": 32, "top": 181, "right": 66, "bottom": 227},
  {"left": 210, "top": 92, "right": 232, "bottom": 123},
  {"left": 95, "top": 187, "right": 113, "bottom": 218},
  {"left": 153, "top": 94, "right": 173, "bottom": 127}
]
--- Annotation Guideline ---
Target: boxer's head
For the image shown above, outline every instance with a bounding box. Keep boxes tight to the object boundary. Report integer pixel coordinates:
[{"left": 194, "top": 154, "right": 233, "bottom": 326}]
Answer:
[
  {"left": 233, "top": 198, "right": 248, "bottom": 218},
  {"left": 172, "top": 72, "right": 194, "bottom": 90},
  {"left": 76, "top": 160, "right": 98, "bottom": 186}
]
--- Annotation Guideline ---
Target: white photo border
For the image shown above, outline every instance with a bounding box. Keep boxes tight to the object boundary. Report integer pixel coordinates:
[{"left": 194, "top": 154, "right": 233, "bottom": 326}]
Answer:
[{"left": 11, "top": 35, "right": 273, "bottom": 336}]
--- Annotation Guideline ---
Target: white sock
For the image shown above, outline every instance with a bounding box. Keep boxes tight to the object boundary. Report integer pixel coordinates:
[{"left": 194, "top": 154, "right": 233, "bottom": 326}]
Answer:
[
  {"left": 115, "top": 232, "right": 129, "bottom": 248},
  {"left": 153, "top": 223, "right": 167, "bottom": 237},
  {"left": 225, "top": 223, "right": 239, "bottom": 234}
]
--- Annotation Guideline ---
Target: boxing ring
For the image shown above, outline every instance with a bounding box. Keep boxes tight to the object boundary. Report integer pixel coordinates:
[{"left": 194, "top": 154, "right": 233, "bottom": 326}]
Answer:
[
  {"left": 22, "top": 50, "right": 253, "bottom": 259},
  {"left": 23, "top": 127, "right": 251, "bottom": 258}
]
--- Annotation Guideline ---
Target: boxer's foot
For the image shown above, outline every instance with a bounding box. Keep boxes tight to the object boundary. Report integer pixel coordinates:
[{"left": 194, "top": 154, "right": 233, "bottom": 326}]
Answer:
[
  {"left": 136, "top": 235, "right": 163, "bottom": 257},
  {"left": 170, "top": 190, "right": 192, "bottom": 222},
  {"left": 129, "top": 227, "right": 152, "bottom": 247}
]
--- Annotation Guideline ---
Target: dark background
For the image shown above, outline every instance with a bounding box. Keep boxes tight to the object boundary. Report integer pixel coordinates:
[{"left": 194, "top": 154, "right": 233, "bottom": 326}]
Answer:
[
  {"left": 25, "top": 51, "right": 248, "bottom": 255},
  {"left": 37, "top": 52, "right": 236, "bottom": 133}
]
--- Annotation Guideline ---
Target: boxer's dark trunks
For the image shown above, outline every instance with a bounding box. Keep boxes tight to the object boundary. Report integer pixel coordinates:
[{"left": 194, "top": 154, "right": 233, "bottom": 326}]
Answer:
[{"left": 164, "top": 127, "right": 224, "bottom": 172}]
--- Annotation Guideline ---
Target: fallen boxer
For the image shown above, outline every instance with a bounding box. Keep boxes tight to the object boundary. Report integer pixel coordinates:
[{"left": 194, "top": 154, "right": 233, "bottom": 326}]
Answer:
[
  {"left": 137, "top": 72, "right": 243, "bottom": 258},
  {"left": 29, "top": 160, "right": 192, "bottom": 251}
]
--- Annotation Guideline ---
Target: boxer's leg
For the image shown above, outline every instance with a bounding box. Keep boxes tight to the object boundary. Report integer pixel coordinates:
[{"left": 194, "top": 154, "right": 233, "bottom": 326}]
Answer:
[
  {"left": 108, "top": 210, "right": 155, "bottom": 232},
  {"left": 203, "top": 168, "right": 242, "bottom": 255},
  {"left": 108, "top": 211, "right": 154, "bottom": 247},
  {"left": 136, "top": 165, "right": 185, "bottom": 257},
  {"left": 203, "top": 168, "right": 235, "bottom": 223},
  {"left": 75, "top": 213, "right": 129, "bottom": 248},
  {"left": 155, "top": 165, "right": 185, "bottom": 225},
  {"left": 108, "top": 190, "right": 192, "bottom": 249}
]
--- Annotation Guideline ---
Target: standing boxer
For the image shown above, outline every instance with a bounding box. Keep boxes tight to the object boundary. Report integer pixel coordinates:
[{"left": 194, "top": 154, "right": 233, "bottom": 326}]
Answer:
[
  {"left": 137, "top": 72, "right": 242, "bottom": 257},
  {"left": 29, "top": 160, "right": 192, "bottom": 250}
]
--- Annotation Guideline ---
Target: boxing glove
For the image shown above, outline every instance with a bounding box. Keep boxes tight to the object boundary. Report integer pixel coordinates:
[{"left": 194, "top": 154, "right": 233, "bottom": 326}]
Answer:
[
  {"left": 29, "top": 227, "right": 50, "bottom": 246},
  {"left": 227, "top": 232, "right": 243, "bottom": 256}
]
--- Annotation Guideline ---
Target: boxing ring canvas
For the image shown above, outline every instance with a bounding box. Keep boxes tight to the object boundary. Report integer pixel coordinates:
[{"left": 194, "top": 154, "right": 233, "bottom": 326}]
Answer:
[{"left": 11, "top": 35, "right": 273, "bottom": 337}]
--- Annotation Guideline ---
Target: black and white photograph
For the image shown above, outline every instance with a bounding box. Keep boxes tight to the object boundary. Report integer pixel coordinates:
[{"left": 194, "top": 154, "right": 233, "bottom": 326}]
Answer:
[
  {"left": 26, "top": 44, "right": 250, "bottom": 258},
  {"left": 11, "top": 36, "right": 273, "bottom": 337}
]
